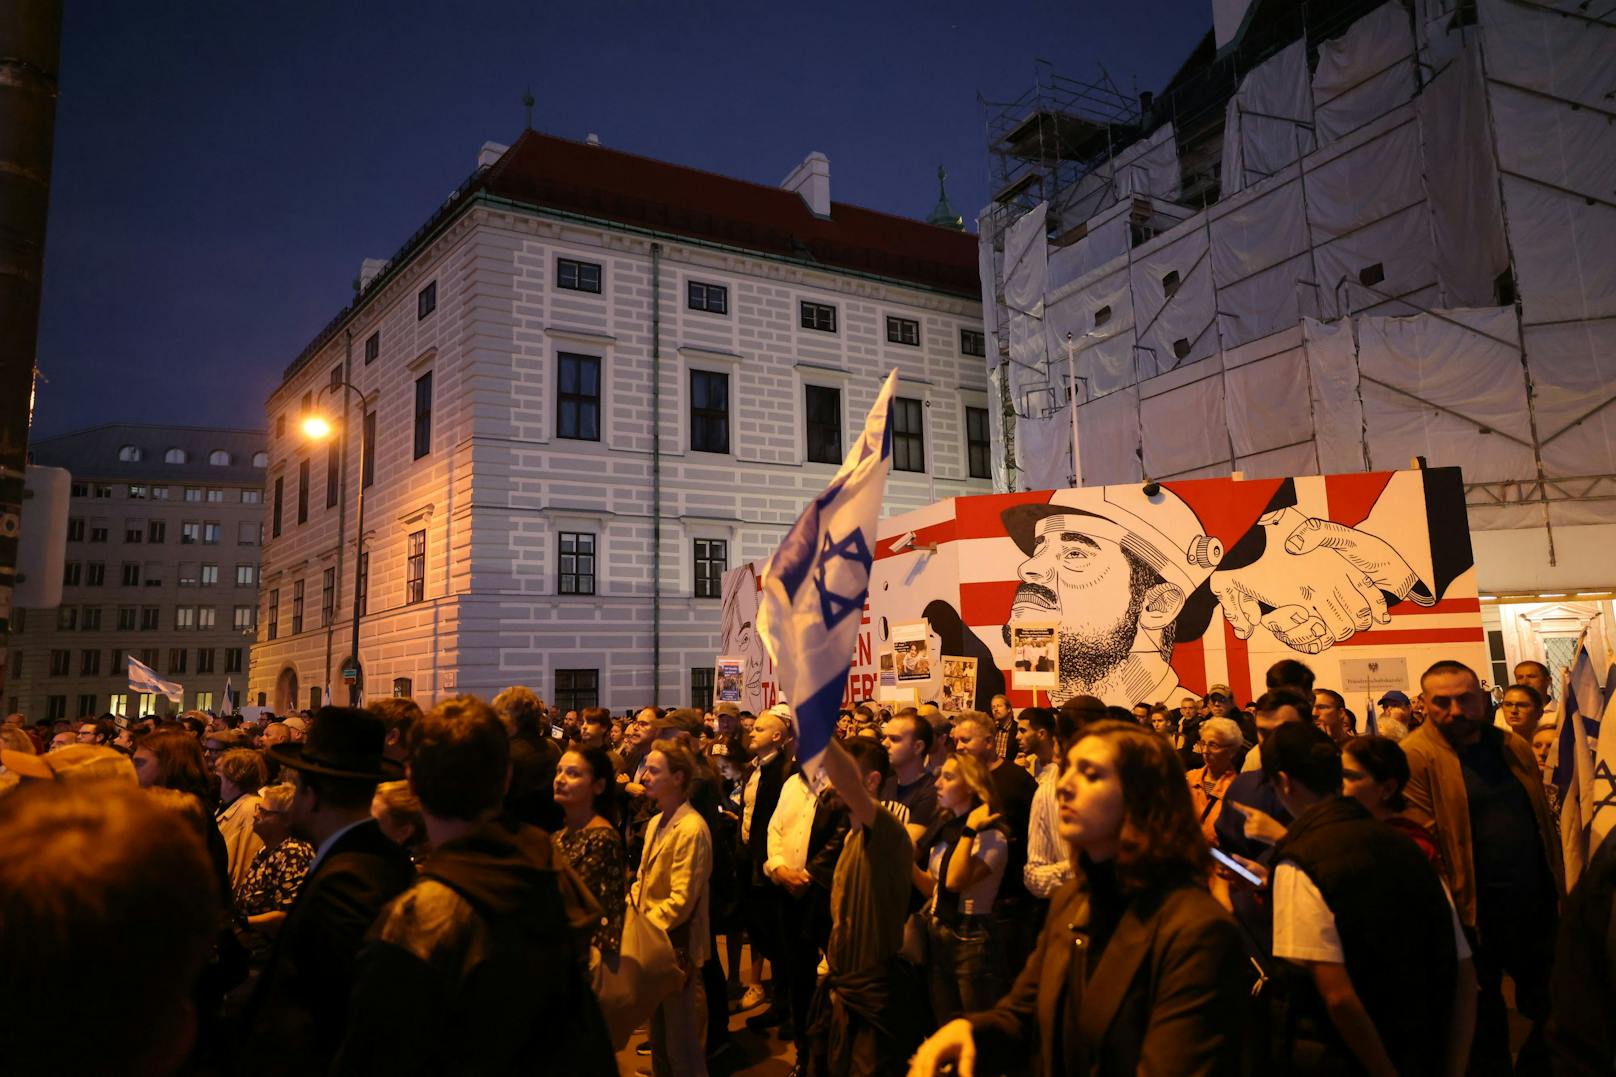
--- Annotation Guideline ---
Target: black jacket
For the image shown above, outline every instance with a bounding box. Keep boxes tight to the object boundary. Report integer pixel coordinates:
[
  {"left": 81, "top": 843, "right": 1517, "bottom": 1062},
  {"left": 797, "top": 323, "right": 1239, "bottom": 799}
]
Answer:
[
  {"left": 747, "top": 750, "right": 795, "bottom": 884},
  {"left": 506, "top": 730, "right": 562, "bottom": 831},
  {"left": 236, "top": 819, "right": 415, "bottom": 1074},
  {"left": 331, "top": 819, "right": 615, "bottom": 1077}
]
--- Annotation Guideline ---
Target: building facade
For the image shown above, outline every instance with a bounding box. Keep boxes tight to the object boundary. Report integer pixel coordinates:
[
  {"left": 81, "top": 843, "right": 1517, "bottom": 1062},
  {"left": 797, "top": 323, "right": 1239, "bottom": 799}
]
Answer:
[
  {"left": 7, "top": 425, "right": 267, "bottom": 719},
  {"left": 249, "top": 133, "right": 989, "bottom": 713}
]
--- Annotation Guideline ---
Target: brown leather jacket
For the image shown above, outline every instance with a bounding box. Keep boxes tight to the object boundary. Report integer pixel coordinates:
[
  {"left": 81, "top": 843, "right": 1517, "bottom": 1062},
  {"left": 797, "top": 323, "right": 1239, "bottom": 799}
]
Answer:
[{"left": 1402, "top": 719, "right": 1564, "bottom": 928}]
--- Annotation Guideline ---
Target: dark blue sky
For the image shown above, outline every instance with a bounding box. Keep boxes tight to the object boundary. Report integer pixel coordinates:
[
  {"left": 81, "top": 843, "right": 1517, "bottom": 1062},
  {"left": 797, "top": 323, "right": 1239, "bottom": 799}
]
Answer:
[{"left": 34, "top": 0, "right": 1211, "bottom": 437}]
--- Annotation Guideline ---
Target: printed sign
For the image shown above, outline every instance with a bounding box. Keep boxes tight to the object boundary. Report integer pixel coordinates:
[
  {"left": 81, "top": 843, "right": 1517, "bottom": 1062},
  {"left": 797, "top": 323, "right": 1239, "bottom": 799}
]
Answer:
[
  {"left": 1337, "top": 657, "right": 1410, "bottom": 696},
  {"left": 940, "top": 656, "right": 979, "bottom": 713},
  {"left": 892, "top": 621, "right": 932, "bottom": 683},
  {"left": 715, "top": 656, "right": 744, "bottom": 704},
  {"left": 1010, "top": 622, "right": 1059, "bottom": 689}
]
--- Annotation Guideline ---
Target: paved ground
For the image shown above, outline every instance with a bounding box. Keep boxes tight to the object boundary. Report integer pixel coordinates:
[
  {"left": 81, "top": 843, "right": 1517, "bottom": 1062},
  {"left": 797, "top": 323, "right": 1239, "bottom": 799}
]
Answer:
[{"left": 615, "top": 991, "right": 796, "bottom": 1076}]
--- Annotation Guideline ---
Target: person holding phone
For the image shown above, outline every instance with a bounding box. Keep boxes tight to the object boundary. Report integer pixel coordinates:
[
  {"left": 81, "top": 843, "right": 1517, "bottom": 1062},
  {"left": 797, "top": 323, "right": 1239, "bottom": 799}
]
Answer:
[{"left": 908, "top": 721, "right": 1247, "bottom": 1076}]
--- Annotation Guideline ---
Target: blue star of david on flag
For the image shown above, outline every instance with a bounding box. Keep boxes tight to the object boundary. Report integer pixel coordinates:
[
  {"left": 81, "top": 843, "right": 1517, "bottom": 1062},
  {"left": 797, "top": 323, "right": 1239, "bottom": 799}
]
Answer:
[{"left": 757, "top": 370, "right": 897, "bottom": 769}]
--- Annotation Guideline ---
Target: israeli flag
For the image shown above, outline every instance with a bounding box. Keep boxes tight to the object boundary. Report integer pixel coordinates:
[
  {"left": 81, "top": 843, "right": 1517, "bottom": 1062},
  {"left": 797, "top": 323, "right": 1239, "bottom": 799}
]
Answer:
[
  {"left": 128, "top": 654, "right": 185, "bottom": 704},
  {"left": 222, "top": 677, "right": 236, "bottom": 716},
  {"left": 758, "top": 370, "right": 896, "bottom": 769},
  {"left": 1555, "top": 639, "right": 1604, "bottom": 886}
]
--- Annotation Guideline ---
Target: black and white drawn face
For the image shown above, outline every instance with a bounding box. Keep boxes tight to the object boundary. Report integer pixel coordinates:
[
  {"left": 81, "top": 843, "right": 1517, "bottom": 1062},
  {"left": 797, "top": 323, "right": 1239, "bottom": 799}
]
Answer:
[{"left": 720, "top": 569, "right": 766, "bottom": 707}]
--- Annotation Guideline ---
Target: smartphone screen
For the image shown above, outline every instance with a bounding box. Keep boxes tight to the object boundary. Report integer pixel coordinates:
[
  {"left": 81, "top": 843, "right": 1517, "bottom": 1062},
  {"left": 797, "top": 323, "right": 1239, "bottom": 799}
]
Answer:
[{"left": 1211, "top": 847, "right": 1265, "bottom": 887}]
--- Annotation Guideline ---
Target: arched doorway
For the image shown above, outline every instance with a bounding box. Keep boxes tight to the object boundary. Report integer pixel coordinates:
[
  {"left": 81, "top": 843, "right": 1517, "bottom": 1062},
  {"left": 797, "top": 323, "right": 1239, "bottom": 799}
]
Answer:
[{"left": 275, "top": 666, "right": 299, "bottom": 715}]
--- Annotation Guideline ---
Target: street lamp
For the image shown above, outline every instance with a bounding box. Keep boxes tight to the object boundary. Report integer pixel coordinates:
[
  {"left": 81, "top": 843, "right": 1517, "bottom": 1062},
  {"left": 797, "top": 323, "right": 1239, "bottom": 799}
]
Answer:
[{"left": 303, "top": 379, "right": 368, "bottom": 705}]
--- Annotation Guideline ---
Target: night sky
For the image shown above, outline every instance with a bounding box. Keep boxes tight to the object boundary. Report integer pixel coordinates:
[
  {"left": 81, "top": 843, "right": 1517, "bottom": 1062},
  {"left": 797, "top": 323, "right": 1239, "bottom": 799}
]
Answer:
[{"left": 33, "top": 0, "right": 1210, "bottom": 438}]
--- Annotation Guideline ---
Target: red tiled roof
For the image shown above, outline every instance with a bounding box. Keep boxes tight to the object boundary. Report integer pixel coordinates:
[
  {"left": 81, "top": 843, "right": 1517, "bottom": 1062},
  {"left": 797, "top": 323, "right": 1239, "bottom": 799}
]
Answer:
[{"left": 479, "top": 129, "right": 981, "bottom": 298}]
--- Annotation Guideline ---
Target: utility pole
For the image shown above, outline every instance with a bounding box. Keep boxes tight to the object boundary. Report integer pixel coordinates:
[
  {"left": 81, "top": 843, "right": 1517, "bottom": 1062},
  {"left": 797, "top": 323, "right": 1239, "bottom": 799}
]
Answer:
[{"left": 0, "top": 1, "right": 63, "bottom": 702}]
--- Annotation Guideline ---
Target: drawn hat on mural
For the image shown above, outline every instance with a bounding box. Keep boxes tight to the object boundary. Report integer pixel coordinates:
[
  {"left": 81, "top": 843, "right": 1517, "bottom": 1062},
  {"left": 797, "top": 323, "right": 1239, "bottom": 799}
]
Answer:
[{"left": 1000, "top": 484, "right": 1225, "bottom": 596}]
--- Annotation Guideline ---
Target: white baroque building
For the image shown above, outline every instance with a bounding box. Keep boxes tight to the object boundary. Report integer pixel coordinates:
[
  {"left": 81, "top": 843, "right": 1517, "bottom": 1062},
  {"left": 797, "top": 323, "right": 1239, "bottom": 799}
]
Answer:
[{"left": 250, "top": 133, "right": 989, "bottom": 713}]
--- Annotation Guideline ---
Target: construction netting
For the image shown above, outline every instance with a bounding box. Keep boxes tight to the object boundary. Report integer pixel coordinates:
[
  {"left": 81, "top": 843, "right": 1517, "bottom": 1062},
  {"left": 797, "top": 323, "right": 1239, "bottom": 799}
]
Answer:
[{"left": 983, "top": 0, "right": 1616, "bottom": 533}]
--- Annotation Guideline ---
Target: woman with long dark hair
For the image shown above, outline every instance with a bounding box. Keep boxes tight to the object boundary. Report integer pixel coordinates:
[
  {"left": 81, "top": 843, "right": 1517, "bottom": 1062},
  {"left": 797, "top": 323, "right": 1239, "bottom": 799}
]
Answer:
[
  {"left": 910, "top": 720, "right": 1248, "bottom": 1075},
  {"left": 553, "top": 746, "right": 627, "bottom": 957}
]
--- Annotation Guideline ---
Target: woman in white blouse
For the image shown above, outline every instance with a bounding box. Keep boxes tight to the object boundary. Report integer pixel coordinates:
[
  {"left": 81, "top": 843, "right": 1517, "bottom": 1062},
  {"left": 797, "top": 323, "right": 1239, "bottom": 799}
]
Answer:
[{"left": 631, "top": 738, "right": 713, "bottom": 1077}]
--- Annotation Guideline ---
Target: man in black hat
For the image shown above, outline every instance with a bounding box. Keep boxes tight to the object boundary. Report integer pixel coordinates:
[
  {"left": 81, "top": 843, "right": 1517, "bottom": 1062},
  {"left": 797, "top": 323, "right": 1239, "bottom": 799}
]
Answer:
[{"left": 237, "top": 706, "right": 416, "bottom": 1073}]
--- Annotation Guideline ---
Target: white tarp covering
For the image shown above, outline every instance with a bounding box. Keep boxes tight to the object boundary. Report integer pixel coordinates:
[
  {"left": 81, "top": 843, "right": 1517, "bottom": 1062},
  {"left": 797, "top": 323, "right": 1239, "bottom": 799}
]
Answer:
[
  {"left": 1015, "top": 403, "right": 1073, "bottom": 491},
  {"left": 1141, "top": 364, "right": 1228, "bottom": 479},
  {"left": 1002, "top": 201, "right": 1048, "bottom": 319},
  {"left": 1215, "top": 0, "right": 1260, "bottom": 50},
  {"left": 1128, "top": 222, "right": 1218, "bottom": 372},
  {"left": 1074, "top": 385, "right": 1142, "bottom": 486},
  {"left": 977, "top": 206, "right": 1001, "bottom": 365},
  {"left": 1303, "top": 317, "right": 1367, "bottom": 475},
  {"left": 1312, "top": 3, "right": 1418, "bottom": 144},
  {"left": 1221, "top": 41, "right": 1315, "bottom": 197}
]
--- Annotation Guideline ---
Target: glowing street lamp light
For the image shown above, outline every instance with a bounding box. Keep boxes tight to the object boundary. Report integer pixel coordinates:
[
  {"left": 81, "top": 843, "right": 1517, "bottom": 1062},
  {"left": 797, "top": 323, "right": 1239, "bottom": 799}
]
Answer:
[
  {"left": 301, "top": 378, "right": 368, "bottom": 704},
  {"left": 302, "top": 415, "right": 333, "bottom": 440}
]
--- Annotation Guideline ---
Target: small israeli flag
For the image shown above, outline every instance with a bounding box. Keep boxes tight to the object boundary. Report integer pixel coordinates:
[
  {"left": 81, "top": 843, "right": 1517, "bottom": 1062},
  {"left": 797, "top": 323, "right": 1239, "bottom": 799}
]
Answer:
[
  {"left": 128, "top": 654, "right": 185, "bottom": 704},
  {"left": 757, "top": 369, "right": 896, "bottom": 769}
]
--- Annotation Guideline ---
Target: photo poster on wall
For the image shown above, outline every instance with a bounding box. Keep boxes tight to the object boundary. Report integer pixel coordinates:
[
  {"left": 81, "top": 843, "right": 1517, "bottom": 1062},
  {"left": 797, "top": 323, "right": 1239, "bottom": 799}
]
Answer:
[
  {"left": 1009, "top": 622, "right": 1060, "bottom": 689},
  {"left": 714, "top": 656, "right": 744, "bottom": 704},
  {"left": 940, "top": 656, "right": 979, "bottom": 713},
  {"left": 892, "top": 620, "right": 932, "bottom": 683},
  {"left": 877, "top": 650, "right": 908, "bottom": 703}
]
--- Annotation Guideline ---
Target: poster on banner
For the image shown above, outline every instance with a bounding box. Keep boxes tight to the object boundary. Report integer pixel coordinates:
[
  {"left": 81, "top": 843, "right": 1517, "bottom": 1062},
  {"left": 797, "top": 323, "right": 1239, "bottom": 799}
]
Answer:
[
  {"left": 1010, "top": 623, "right": 1059, "bottom": 688},
  {"left": 892, "top": 621, "right": 932, "bottom": 683},
  {"left": 714, "top": 657, "right": 744, "bottom": 704},
  {"left": 940, "top": 657, "right": 979, "bottom": 713},
  {"left": 877, "top": 651, "right": 908, "bottom": 703},
  {"left": 718, "top": 468, "right": 1485, "bottom": 712}
]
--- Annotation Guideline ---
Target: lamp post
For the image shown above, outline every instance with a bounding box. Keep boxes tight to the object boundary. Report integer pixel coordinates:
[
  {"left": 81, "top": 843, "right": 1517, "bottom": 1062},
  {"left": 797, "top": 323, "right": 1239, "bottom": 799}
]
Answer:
[{"left": 302, "top": 379, "right": 368, "bottom": 706}]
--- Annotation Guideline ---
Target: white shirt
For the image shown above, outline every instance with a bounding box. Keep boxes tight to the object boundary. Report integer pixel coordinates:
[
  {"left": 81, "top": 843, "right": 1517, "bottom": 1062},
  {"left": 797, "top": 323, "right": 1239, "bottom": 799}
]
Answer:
[
  {"left": 742, "top": 749, "right": 778, "bottom": 843},
  {"left": 311, "top": 816, "right": 371, "bottom": 873},
  {"left": 927, "top": 827, "right": 1008, "bottom": 916},
  {"left": 1024, "top": 762, "right": 1072, "bottom": 898},
  {"left": 764, "top": 772, "right": 818, "bottom": 877},
  {"left": 1271, "top": 862, "right": 1471, "bottom": 963}
]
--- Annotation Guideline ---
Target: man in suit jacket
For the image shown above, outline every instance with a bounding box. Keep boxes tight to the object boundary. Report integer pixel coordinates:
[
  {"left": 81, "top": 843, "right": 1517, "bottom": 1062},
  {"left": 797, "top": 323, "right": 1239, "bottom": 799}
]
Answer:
[
  {"left": 742, "top": 706, "right": 796, "bottom": 1029},
  {"left": 236, "top": 707, "right": 416, "bottom": 1075}
]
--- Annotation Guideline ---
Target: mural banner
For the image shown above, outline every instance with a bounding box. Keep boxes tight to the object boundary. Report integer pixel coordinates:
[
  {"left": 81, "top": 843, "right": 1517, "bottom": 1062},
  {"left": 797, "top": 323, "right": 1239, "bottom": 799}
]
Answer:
[{"left": 720, "top": 467, "right": 1483, "bottom": 711}]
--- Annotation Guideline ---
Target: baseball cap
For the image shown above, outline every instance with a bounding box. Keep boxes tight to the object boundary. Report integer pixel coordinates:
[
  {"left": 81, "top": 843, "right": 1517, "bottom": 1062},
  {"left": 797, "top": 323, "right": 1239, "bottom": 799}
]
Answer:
[
  {"left": 1377, "top": 690, "right": 1411, "bottom": 707},
  {"left": 1, "top": 744, "right": 138, "bottom": 786},
  {"left": 1206, "top": 683, "right": 1232, "bottom": 700}
]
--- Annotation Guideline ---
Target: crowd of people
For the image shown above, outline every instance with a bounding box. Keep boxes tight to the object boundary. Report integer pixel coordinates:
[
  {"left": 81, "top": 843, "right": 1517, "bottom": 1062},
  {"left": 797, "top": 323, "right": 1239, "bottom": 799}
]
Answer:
[{"left": 1, "top": 654, "right": 1613, "bottom": 1076}]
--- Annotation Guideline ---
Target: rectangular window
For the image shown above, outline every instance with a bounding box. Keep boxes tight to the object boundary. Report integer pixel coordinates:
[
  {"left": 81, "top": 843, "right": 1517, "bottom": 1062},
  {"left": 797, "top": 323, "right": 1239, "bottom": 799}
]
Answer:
[
  {"left": 168, "top": 648, "right": 186, "bottom": 675},
  {"left": 77, "top": 693, "right": 98, "bottom": 718},
  {"left": 46, "top": 696, "right": 67, "bottom": 721},
  {"left": 961, "top": 328, "right": 986, "bottom": 356},
  {"left": 49, "top": 649, "right": 70, "bottom": 676},
  {"left": 139, "top": 648, "right": 158, "bottom": 671},
  {"left": 197, "top": 607, "right": 215, "bottom": 629},
  {"left": 363, "top": 411, "right": 376, "bottom": 487},
  {"left": 71, "top": 481, "right": 88, "bottom": 497},
  {"left": 321, "top": 567, "right": 334, "bottom": 627},
  {"left": 124, "top": 522, "right": 143, "bottom": 544},
  {"left": 63, "top": 562, "right": 82, "bottom": 587},
  {"left": 184, "top": 487, "right": 202, "bottom": 502},
  {"left": 86, "top": 562, "right": 105, "bottom": 586},
  {"left": 225, "top": 647, "right": 244, "bottom": 674},
  {"left": 329, "top": 364, "right": 342, "bottom": 392},
  {"left": 357, "top": 551, "right": 369, "bottom": 616},
  {"left": 151, "top": 486, "right": 169, "bottom": 501},
  {"left": 886, "top": 316, "right": 920, "bottom": 346},
  {"left": 128, "top": 484, "right": 146, "bottom": 500},
  {"left": 178, "top": 563, "right": 198, "bottom": 587},
  {"left": 67, "top": 517, "right": 85, "bottom": 541},
  {"left": 110, "top": 650, "right": 124, "bottom": 678},
  {"left": 687, "top": 281, "right": 728, "bottom": 314},
  {"left": 89, "top": 523, "right": 108, "bottom": 543},
  {"left": 267, "top": 590, "right": 279, "bottom": 640},
  {"left": 206, "top": 488, "right": 225, "bottom": 503},
  {"left": 690, "top": 369, "right": 730, "bottom": 454},
  {"left": 57, "top": 606, "right": 77, "bottom": 631},
  {"left": 893, "top": 396, "right": 926, "bottom": 473},
  {"left": 691, "top": 666, "right": 715, "bottom": 710},
  {"left": 136, "top": 694, "right": 157, "bottom": 718},
  {"left": 966, "top": 406, "right": 992, "bottom": 480},
  {"left": 194, "top": 691, "right": 214, "bottom": 712},
  {"left": 147, "top": 520, "right": 165, "bottom": 543},
  {"left": 558, "top": 532, "right": 596, "bottom": 595},
  {"left": 140, "top": 607, "right": 160, "bottom": 631},
  {"left": 236, "top": 564, "right": 255, "bottom": 586},
  {"left": 109, "top": 692, "right": 128, "bottom": 715},
  {"left": 297, "top": 460, "right": 309, "bottom": 524},
  {"left": 197, "top": 648, "right": 215, "bottom": 674},
  {"left": 417, "top": 280, "right": 437, "bottom": 319},
  {"left": 291, "top": 580, "right": 305, "bottom": 634},
  {"left": 242, "top": 489, "right": 261, "bottom": 504},
  {"left": 176, "top": 607, "right": 195, "bottom": 630},
  {"left": 272, "top": 478, "right": 283, "bottom": 537},
  {"left": 406, "top": 530, "right": 426, "bottom": 604},
  {"left": 556, "top": 353, "right": 601, "bottom": 441},
  {"left": 200, "top": 564, "right": 218, "bottom": 586},
  {"left": 557, "top": 258, "right": 602, "bottom": 293},
  {"left": 805, "top": 385, "right": 842, "bottom": 464},
  {"left": 233, "top": 606, "right": 254, "bottom": 631},
  {"left": 800, "top": 301, "right": 837, "bottom": 333},
  {"left": 81, "top": 607, "right": 102, "bottom": 631},
  {"left": 365, "top": 330, "right": 379, "bottom": 365},
  {"left": 326, "top": 441, "right": 340, "bottom": 508},
  {"left": 693, "top": 538, "right": 727, "bottom": 599},
  {"left": 392, "top": 678, "right": 413, "bottom": 699},
  {"left": 181, "top": 521, "right": 199, "bottom": 545},
  {"left": 94, "top": 484, "right": 113, "bottom": 499},
  {"left": 143, "top": 561, "right": 162, "bottom": 586},
  {"left": 121, "top": 563, "right": 140, "bottom": 587},
  {"left": 554, "top": 669, "right": 600, "bottom": 712},
  {"left": 414, "top": 373, "right": 432, "bottom": 459},
  {"left": 238, "top": 521, "right": 258, "bottom": 546},
  {"left": 203, "top": 522, "right": 220, "bottom": 545},
  {"left": 117, "top": 608, "right": 136, "bottom": 631}
]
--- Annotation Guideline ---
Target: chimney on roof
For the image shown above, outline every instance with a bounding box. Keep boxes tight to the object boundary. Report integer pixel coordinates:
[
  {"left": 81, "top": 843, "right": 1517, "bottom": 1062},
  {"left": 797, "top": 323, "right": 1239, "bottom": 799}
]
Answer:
[
  {"left": 478, "top": 141, "right": 509, "bottom": 168},
  {"left": 586, "top": 132, "right": 601, "bottom": 146},
  {"left": 781, "top": 152, "right": 831, "bottom": 218},
  {"left": 358, "top": 258, "right": 388, "bottom": 292}
]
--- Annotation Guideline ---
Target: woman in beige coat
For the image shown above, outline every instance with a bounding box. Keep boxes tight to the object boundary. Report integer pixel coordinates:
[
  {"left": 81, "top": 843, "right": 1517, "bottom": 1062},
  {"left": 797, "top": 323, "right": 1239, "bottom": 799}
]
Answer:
[{"left": 631, "top": 737, "right": 713, "bottom": 1077}]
